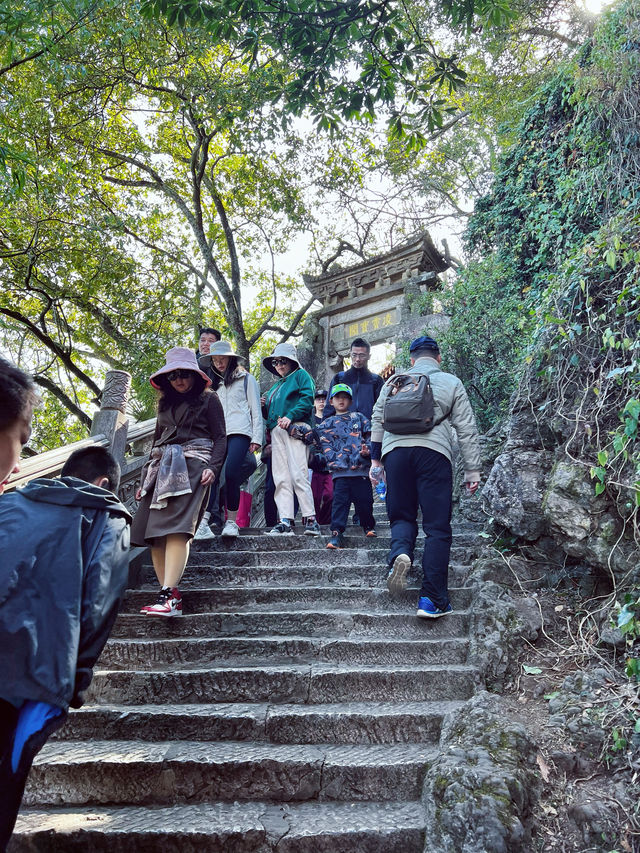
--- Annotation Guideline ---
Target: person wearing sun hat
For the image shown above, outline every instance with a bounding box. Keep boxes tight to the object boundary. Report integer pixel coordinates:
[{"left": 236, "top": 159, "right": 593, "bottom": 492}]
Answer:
[
  {"left": 195, "top": 340, "right": 262, "bottom": 539},
  {"left": 130, "top": 347, "right": 227, "bottom": 616},
  {"left": 261, "top": 342, "right": 319, "bottom": 536}
]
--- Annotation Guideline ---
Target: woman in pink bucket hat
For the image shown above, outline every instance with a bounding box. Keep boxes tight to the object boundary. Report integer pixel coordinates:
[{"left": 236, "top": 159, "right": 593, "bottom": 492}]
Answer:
[{"left": 130, "top": 347, "right": 227, "bottom": 616}]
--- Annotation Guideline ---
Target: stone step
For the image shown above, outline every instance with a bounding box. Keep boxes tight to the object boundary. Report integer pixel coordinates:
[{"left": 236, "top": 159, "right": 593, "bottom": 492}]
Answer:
[
  {"left": 87, "top": 663, "right": 478, "bottom": 705},
  {"left": 55, "top": 700, "right": 462, "bottom": 744},
  {"left": 111, "top": 609, "right": 471, "bottom": 640},
  {"left": 23, "top": 740, "right": 436, "bottom": 806},
  {"left": 190, "top": 530, "right": 481, "bottom": 551},
  {"left": 12, "top": 801, "right": 425, "bottom": 852},
  {"left": 120, "top": 585, "right": 474, "bottom": 614},
  {"left": 100, "top": 635, "right": 469, "bottom": 669},
  {"left": 184, "top": 543, "right": 478, "bottom": 567},
  {"left": 135, "top": 562, "right": 471, "bottom": 589}
]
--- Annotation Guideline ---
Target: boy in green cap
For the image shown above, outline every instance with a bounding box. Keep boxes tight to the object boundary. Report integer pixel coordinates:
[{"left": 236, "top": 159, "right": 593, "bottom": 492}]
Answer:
[{"left": 315, "top": 383, "right": 375, "bottom": 548}]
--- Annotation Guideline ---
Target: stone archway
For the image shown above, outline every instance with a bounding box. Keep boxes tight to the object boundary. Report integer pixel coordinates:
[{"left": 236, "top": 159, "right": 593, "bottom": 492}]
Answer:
[{"left": 302, "top": 231, "right": 451, "bottom": 385}]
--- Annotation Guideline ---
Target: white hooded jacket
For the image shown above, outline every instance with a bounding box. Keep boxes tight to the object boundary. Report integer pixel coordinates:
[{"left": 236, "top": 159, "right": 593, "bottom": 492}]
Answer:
[{"left": 214, "top": 366, "right": 263, "bottom": 446}]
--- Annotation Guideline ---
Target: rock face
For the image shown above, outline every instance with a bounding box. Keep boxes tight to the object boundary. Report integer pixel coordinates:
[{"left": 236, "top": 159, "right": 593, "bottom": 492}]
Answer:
[
  {"left": 481, "top": 391, "right": 639, "bottom": 586},
  {"left": 12, "top": 508, "right": 539, "bottom": 852},
  {"left": 422, "top": 692, "right": 540, "bottom": 853}
]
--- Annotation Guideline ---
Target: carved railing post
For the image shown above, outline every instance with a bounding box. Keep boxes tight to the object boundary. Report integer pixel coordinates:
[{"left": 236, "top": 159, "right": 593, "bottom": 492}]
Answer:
[{"left": 90, "top": 370, "right": 132, "bottom": 468}]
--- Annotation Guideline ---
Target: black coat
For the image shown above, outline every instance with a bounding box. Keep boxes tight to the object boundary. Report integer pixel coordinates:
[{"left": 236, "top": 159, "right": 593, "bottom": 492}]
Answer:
[{"left": 323, "top": 366, "right": 384, "bottom": 420}]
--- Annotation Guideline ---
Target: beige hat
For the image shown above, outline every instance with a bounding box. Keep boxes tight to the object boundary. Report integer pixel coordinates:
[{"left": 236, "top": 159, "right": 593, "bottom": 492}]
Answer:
[
  {"left": 198, "top": 340, "right": 241, "bottom": 367},
  {"left": 149, "top": 347, "right": 212, "bottom": 389},
  {"left": 263, "top": 342, "right": 301, "bottom": 375}
]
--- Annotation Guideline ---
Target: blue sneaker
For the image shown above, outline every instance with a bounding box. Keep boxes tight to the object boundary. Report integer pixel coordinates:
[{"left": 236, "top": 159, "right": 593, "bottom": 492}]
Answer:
[
  {"left": 387, "top": 553, "right": 411, "bottom": 595},
  {"left": 416, "top": 597, "right": 452, "bottom": 619}
]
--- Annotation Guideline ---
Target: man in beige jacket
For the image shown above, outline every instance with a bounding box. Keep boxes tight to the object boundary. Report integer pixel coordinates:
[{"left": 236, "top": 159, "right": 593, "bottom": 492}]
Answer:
[{"left": 370, "top": 336, "right": 481, "bottom": 618}]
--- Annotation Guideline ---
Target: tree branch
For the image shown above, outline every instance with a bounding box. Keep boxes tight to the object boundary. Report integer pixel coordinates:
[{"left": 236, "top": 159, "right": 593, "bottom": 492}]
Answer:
[{"left": 33, "top": 375, "right": 92, "bottom": 429}]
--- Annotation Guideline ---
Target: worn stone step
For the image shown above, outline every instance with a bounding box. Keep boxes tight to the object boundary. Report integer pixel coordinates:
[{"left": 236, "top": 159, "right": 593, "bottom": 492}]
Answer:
[
  {"left": 87, "top": 663, "right": 478, "bottom": 705},
  {"left": 184, "top": 543, "right": 477, "bottom": 567},
  {"left": 189, "top": 530, "right": 481, "bottom": 552},
  {"left": 135, "top": 562, "right": 471, "bottom": 589},
  {"left": 120, "top": 585, "right": 474, "bottom": 614},
  {"left": 111, "top": 609, "right": 471, "bottom": 640},
  {"left": 24, "top": 740, "right": 435, "bottom": 806},
  {"left": 100, "top": 634, "right": 469, "bottom": 669},
  {"left": 55, "top": 700, "right": 462, "bottom": 744},
  {"left": 11, "top": 801, "right": 425, "bottom": 852}
]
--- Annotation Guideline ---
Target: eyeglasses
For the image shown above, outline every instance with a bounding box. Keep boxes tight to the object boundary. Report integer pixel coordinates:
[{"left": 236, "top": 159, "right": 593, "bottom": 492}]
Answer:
[
  {"left": 166, "top": 369, "right": 193, "bottom": 381},
  {"left": 351, "top": 353, "right": 369, "bottom": 361},
  {"left": 272, "top": 358, "right": 289, "bottom": 366}
]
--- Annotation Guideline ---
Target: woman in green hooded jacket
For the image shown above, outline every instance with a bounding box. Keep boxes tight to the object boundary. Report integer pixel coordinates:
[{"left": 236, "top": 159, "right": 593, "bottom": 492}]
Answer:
[{"left": 261, "top": 343, "right": 320, "bottom": 536}]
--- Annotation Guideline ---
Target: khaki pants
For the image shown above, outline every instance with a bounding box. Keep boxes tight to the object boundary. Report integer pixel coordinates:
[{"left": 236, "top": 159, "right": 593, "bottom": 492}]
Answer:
[{"left": 270, "top": 426, "right": 315, "bottom": 519}]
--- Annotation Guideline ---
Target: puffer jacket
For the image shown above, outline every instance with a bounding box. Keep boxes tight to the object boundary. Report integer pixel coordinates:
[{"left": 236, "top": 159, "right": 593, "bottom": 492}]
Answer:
[
  {"left": 213, "top": 367, "right": 263, "bottom": 445},
  {"left": 0, "top": 477, "right": 131, "bottom": 710},
  {"left": 371, "top": 357, "right": 482, "bottom": 481}
]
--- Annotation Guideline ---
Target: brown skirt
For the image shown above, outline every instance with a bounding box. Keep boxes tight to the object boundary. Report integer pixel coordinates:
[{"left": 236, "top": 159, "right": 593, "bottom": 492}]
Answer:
[{"left": 130, "top": 456, "right": 210, "bottom": 546}]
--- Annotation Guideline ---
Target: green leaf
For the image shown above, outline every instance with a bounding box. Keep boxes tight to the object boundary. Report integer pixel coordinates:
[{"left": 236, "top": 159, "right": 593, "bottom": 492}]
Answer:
[{"left": 522, "top": 665, "right": 542, "bottom": 675}]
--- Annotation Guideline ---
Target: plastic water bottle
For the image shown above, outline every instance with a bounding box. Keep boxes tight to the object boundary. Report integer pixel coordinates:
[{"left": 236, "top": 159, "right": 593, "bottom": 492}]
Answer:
[{"left": 370, "top": 466, "right": 386, "bottom": 502}]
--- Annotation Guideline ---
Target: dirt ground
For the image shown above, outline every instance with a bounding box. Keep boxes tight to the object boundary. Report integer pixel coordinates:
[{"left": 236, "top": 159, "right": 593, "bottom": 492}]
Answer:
[{"left": 500, "top": 588, "right": 640, "bottom": 853}]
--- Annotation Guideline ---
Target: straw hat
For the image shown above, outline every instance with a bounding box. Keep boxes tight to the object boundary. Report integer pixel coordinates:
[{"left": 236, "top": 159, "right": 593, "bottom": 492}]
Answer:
[
  {"left": 262, "top": 342, "right": 301, "bottom": 375},
  {"left": 149, "top": 347, "right": 212, "bottom": 389}
]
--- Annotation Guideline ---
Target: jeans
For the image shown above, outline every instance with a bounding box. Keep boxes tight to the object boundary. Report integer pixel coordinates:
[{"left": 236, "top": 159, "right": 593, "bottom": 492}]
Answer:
[
  {"left": 330, "top": 476, "right": 375, "bottom": 533},
  {"left": 384, "top": 446, "right": 452, "bottom": 610}
]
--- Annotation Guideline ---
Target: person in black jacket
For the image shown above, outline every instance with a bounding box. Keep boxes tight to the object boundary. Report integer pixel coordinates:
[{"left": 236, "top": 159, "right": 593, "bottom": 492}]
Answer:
[
  {"left": 322, "top": 337, "right": 384, "bottom": 420},
  {"left": 0, "top": 446, "right": 131, "bottom": 848},
  {"left": 322, "top": 338, "right": 383, "bottom": 525}
]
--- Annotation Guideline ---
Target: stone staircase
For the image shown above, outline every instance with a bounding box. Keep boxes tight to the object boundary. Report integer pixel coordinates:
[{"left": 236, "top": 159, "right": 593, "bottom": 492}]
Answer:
[{"left": 11, "top": 504, "right": 484, "bottom": 852}]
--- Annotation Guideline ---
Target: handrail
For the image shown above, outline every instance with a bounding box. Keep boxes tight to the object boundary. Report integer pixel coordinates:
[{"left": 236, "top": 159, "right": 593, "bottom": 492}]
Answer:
[
  {"left": 5, "top": 434, "right": 108, "bottom": 491},
  {"left": 125, "top": 418, "right": 156, "bottom": 444},
  {"left": 5, "top": 417, "right": 157, "bottom": 492}
]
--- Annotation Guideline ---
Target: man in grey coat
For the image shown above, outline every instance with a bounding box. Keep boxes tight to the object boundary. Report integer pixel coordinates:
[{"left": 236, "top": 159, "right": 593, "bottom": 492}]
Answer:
[{"left": 370, "top": 335, "right": 481, "bottom": 618}]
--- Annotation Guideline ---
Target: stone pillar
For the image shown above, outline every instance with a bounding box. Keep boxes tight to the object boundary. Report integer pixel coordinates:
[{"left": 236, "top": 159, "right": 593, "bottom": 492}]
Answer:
[{"left": 90, "top": 370, "right": 132, "bottom": 467}]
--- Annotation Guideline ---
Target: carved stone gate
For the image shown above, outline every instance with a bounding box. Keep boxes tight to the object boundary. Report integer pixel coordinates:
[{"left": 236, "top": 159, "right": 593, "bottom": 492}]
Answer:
[{"left": 302, "top": 231, "right": 450, "bottom": 383}]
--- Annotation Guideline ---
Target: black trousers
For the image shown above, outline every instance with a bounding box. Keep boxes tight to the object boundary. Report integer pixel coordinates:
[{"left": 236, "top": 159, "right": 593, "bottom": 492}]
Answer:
[
  {"left": 384, "top": 446, "right": 452, "bottom": 609},
  {"left": 330, "top": 476, "right": 375, "bottom": 533}
]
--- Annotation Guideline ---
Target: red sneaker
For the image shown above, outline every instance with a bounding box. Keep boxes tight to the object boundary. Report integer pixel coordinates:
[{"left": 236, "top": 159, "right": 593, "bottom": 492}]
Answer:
[{"left": 141, "top": 587, "right": 182, "bottom": 617}]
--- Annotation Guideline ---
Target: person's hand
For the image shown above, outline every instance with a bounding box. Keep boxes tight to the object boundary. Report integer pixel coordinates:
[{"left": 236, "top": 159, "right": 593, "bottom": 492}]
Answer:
[
  {"left": 260, "top": 395, "right": 266, "bottom": 406},
  {"left": 249, "top": 443, "right": 260, "bottom": 454},
  {"left": 465, "top": 480, "right": 480, "bottom": 494},
  {"left": 360, "top": 444, "right": 370, "bottom": 458},
  {"left": 201, "top": 468, "right": 215, "bottom": 486},
  {"left": 369, "top": 461, "right": 384, "bottom": 483},
  {"left": 278, "top": 416, "right": 292, "bottom": 429},
  {"left": 135, "top": 487, "right": 142, "bottom": 501}
]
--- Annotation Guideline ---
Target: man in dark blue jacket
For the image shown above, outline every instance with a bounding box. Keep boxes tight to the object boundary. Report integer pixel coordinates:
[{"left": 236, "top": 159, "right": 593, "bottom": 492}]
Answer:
[
  {"left": 323, "top": 337, "right": 384, "bottom": 420},
  {"left": 323, "top": 338, "right": 383, "bottom": 524},
  {"left": 0, "top": 446, "right": 131, "bottom": 848}
]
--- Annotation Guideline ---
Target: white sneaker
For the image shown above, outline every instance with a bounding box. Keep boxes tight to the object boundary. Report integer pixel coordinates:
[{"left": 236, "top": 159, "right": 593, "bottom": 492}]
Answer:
[
  {"left": 194, "top": 518, "right": 215, "bottom": 540},
  {"left": 221, "top": 519, "right": 240, "bottom": 538}
]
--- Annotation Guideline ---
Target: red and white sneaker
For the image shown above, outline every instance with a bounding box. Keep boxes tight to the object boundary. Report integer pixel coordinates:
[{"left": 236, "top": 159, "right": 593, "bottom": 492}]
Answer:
[{"left": 140, "top": 587, "right": 182, "bottom": 617}]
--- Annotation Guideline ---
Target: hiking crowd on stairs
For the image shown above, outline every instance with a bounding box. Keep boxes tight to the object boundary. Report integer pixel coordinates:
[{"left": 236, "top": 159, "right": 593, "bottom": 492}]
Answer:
[{"left": 0, "top": 331, "right": 481, "bottom": 849}]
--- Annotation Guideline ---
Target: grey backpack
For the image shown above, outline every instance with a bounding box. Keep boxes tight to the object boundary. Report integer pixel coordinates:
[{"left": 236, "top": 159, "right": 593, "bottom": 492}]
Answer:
[{"left": 382, "top": 373, "right": 438, "bottom": 435}]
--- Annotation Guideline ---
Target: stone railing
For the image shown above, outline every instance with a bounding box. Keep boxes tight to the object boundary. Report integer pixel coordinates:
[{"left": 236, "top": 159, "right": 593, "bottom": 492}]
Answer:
[{"left": 5, "top": 369, "right": 156, "bottom": 515}]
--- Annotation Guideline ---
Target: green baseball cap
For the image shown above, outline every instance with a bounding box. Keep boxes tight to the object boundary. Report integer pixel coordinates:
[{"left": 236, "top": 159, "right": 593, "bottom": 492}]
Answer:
[{"left": 330, "top": 383, "right": 352, "bottom": 398}]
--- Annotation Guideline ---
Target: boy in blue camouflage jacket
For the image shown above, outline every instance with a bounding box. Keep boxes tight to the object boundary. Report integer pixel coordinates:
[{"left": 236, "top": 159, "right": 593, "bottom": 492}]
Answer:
[{"left": 315, "top": 384, "right": 376, "bottom": 548}]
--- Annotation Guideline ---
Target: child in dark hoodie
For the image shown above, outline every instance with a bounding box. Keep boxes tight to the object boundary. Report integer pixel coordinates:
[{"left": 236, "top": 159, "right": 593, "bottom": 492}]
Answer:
[
  {"left": 0, "top": 445, "right": 131, "bottom": 847},
  {"left": 315, "top": 383, "right": 376, "bottom": 549}
]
